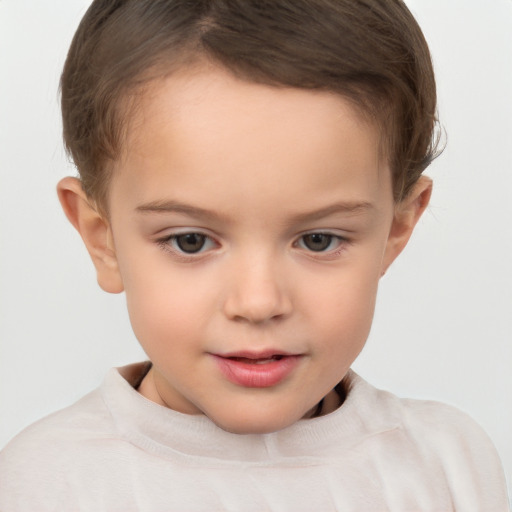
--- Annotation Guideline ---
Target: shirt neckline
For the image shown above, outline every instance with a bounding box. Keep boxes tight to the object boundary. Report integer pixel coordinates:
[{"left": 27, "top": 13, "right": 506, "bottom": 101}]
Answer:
[{"left": 101, "top": 362, "right": 400, "bottom": 463}]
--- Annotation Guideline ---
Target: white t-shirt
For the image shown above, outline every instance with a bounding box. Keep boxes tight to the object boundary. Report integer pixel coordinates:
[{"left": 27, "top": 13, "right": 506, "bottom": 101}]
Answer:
[{"left": 0, "top": 362, "right": 509, "bottom": 511}]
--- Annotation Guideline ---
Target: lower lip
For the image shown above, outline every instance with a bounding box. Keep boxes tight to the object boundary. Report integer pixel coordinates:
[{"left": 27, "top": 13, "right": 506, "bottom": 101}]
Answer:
[{"left": 212, "top": 355, "right": 302, "bottom": 388}]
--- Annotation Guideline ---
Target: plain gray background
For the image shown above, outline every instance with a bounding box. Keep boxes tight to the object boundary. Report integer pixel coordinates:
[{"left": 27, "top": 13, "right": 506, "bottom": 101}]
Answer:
[{"left": 1, "top": 0, "right": 511, "bottom": 497}]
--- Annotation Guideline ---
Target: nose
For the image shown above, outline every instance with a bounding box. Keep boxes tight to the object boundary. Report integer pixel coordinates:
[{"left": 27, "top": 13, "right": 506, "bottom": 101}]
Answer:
[{"left": 222, "top": 252, "right": 293, "bottom": 324}]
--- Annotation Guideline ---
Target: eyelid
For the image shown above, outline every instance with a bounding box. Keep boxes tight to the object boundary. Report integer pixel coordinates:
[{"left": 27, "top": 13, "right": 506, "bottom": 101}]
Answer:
[
  {"left": 295, "top": 229, "right": 348, "bottom": 243},
  {"left": 294, "top": 230, "right": 351, "bottom": 256},
  {"left": 296, "top": 233, "right": 343, "bottom": 248},
  {"left": 155, "top": 229, "right": 220, "bottom": 260}
]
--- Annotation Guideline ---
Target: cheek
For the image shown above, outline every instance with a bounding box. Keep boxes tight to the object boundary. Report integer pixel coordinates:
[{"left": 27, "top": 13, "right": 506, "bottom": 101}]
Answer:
[
  {"left": 309, "top": 264, "right": 380, "bottom": 350},
  {"left": 118, "top": 250, "right": 216, "bottom": 351}
]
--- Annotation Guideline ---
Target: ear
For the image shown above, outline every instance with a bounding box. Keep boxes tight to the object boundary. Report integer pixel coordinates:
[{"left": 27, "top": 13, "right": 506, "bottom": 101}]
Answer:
[
  {"left": 57, "top": 177, "right": 124, "bottom": 294},
  {"left": 381, "top": 176, "right": 432, "bottom": 275}
]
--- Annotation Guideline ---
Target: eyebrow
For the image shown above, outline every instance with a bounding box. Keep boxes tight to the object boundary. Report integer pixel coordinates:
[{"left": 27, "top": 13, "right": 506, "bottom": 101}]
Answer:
[
  {"left": 289, "top": 201, "right": 374, "bottom": 224},
  {"left": 135, "top": 199, "right": 374, "bottom": 223},
  {"left": 136, "top": 200, "right": 230, "bottom": 223}
]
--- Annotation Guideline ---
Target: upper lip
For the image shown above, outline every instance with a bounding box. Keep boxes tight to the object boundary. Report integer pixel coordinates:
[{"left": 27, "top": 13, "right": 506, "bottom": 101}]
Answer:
[{"left": 213, "top": 349, "right": 298, "bottom": 359}]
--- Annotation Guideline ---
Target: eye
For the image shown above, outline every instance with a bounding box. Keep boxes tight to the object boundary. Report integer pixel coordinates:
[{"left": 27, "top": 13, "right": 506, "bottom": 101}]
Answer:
[
  {"left": 174, "top": 233, "right": 207, "bottom": 253},
  {"left": 297, "top": 233, "right": 343, "bottom": 252},
  {"left": 159, "top": 232, "right": 216, "bottom": 255}
]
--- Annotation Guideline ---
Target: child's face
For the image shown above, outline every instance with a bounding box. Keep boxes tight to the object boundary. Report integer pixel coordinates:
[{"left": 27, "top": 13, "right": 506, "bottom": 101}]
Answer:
[{"left": 64, "top": 65, "right": 428, "bottom": 434}]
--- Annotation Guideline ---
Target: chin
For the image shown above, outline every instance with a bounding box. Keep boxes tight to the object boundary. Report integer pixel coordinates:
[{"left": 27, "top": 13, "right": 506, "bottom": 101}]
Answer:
[{"left": 209, "top": 408, "right": 303, "bottom": 435}]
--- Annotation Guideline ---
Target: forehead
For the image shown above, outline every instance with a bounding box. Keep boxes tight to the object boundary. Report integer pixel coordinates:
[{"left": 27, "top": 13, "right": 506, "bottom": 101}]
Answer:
[{"left": 111, "top": 65, "right": 392, "bottom": 216}]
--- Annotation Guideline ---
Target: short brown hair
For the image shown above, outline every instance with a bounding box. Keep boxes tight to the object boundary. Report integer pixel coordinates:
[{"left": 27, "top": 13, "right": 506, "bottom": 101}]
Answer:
[{"left": 61, "top": 0, "right": 439, "bottom": 210}]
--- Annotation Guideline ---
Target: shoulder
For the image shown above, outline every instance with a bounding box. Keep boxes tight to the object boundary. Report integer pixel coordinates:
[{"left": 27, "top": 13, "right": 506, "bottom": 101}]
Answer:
[
  {"left": 354, "top": 372, "right": 502, "bottom": 460},
  {"left": 0, "top": 386, "right": 116, "bottom": 509},
  {"left": 392, "top": 391, "right": 500, "bottom": 461},
  {"left": 1, "top": 385, "right": 115, "bottom": 451},
  {"left": 0, "top": 364, "right": 151, "bottom": 474},
  {"left": 348, "top": 371, "right": 498, "bottom": 449},
  {"left": 398, "top": 397, "right": 509, "bottom": 509},
  {"left": 348, "top": 372, "right": 509, "bottom": 508}
]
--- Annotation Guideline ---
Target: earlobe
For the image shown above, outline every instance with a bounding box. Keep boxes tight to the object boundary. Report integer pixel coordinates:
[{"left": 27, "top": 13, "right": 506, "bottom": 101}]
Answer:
[
  {"left": 57, "top": 177, "right": 124, "bottom": 294},
  {"left": 381, "top": 176, "right": 433, "bottom": 274}
]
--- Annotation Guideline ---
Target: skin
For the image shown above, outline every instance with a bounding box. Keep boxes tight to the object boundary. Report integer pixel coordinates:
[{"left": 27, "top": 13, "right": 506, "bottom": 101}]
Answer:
[{"left": 58, "top": 65, "right": 431, "bottom": 435}]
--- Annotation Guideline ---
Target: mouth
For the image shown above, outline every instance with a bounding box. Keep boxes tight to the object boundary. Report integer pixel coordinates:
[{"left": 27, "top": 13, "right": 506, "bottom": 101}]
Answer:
[
  {"left": 211, "top": 351, "right": 302, "bottom": 388},
  {"left": 226, "top": 354, "right": 286, "bottom": 364}
]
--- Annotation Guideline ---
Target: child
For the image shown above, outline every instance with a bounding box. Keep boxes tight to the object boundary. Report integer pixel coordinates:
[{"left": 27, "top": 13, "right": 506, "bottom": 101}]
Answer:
[{"left": 0, "top": 0, "right": 509, "bottom": 510}]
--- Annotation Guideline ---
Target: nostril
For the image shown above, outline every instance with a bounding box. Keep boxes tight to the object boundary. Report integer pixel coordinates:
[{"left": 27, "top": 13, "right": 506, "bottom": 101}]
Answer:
[{"left": 231, "top": 311, "right": 287, "bottom": 325}]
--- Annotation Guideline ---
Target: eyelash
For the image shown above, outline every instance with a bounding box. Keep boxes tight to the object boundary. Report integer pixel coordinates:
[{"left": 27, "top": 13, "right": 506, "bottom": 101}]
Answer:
[
  {"left": 155, "top": 231, "right": 349, "bottom": 260},
  {"left": 156, "top": 232, "right": 217, "bottom": 261},
  {"left": 294, "top": 232, "right": 347, "bottom": 255}
]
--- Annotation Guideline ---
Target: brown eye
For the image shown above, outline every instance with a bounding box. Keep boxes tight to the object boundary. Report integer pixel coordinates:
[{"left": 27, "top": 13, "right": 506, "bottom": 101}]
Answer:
[
  {"left": 175, "top": 233, "right": 207, "bottom": 253},
  {"left": 301, "top": 233, "right": 334, "bottom": 252}
]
